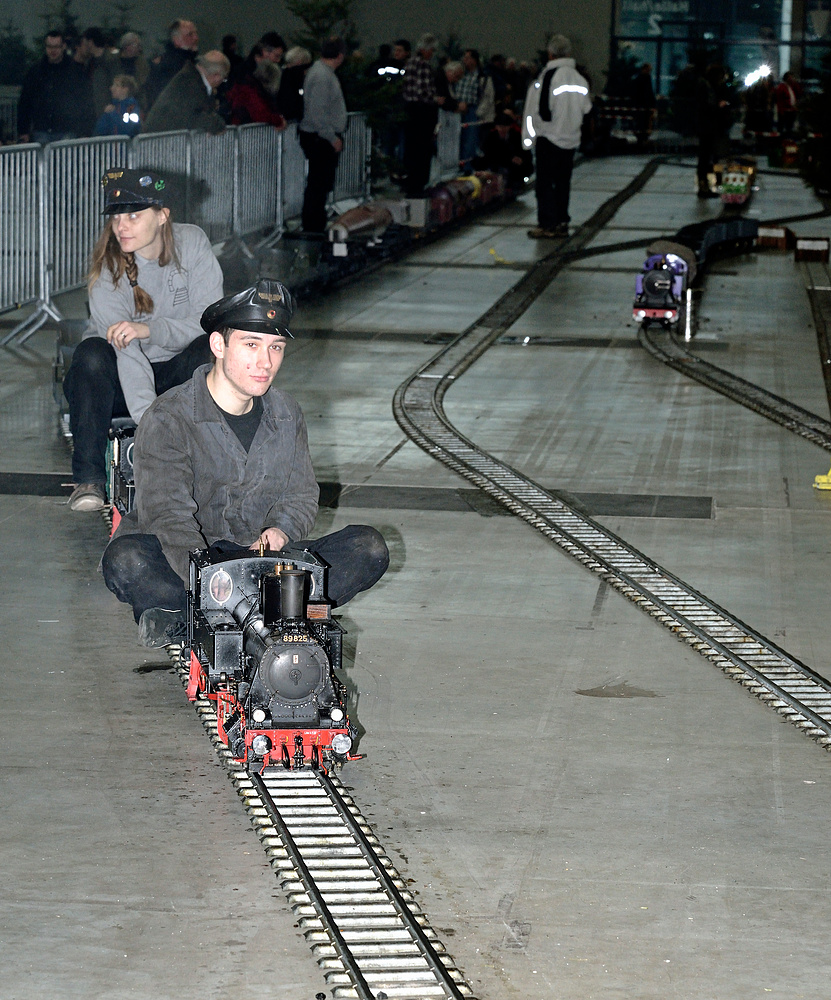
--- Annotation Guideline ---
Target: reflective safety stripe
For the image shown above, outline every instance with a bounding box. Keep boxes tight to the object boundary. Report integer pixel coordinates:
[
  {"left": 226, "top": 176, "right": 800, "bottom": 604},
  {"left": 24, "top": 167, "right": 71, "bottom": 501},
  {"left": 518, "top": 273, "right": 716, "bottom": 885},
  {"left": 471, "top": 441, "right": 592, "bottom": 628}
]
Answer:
[{"left": 552, "top": 84, "right": 589, "bottom": 96}]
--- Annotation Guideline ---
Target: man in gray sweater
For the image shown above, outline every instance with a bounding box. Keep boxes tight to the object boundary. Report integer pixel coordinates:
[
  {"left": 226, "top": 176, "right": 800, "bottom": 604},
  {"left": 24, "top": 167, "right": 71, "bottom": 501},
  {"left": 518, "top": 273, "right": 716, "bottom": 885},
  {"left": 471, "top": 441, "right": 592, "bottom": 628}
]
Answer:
[{"left": 298, "top": 37, "right": 348, "bottom": 233}]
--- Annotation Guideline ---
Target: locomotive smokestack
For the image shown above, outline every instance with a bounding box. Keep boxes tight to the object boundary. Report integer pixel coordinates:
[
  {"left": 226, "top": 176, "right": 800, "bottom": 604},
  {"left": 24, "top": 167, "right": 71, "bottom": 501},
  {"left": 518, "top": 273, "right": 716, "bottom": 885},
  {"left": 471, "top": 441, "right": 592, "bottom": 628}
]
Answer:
[{"left": 279, "top": 569, "right": 307, "bottom": 619}]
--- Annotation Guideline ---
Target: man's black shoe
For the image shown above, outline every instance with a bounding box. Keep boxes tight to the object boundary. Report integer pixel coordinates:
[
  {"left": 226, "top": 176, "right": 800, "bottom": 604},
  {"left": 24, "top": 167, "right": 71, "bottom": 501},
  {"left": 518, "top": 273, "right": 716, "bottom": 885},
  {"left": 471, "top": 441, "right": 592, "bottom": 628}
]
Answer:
[{"left": 138, "top": 608, "right": 187, "bottom": 648}]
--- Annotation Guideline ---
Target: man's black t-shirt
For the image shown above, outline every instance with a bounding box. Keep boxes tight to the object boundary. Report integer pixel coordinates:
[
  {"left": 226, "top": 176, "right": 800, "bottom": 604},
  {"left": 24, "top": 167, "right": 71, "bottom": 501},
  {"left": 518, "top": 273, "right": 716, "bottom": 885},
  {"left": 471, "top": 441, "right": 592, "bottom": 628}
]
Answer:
[{"left": 217, "top": 395, "right": 263, "bottom": 453}]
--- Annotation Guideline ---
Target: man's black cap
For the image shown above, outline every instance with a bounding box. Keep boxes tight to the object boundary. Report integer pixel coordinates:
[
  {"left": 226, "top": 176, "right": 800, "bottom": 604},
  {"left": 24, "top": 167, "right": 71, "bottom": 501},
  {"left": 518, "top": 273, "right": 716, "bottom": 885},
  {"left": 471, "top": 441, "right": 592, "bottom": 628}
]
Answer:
[
  {"left": 102, "top": 168, "right": 166, "bottom": 214},
  {"left": 200, "top": 280, "right": 295, "bottom": 338}
]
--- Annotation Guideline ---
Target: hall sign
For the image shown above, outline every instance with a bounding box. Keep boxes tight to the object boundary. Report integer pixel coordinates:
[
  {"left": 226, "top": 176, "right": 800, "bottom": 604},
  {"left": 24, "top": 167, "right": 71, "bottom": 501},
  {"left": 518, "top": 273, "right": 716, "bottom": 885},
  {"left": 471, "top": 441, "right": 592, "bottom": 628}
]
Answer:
[{"left": 619, "top": 0, "right": 691, "bottom": 35}]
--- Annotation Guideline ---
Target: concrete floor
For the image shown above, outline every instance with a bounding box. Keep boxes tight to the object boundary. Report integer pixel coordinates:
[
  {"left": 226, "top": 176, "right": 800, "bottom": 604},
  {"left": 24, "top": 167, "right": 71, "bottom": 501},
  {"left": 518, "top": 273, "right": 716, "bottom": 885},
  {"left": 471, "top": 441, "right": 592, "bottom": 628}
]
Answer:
[{"left": 2, "top": 156, "right": 831, "bottom": 1000}]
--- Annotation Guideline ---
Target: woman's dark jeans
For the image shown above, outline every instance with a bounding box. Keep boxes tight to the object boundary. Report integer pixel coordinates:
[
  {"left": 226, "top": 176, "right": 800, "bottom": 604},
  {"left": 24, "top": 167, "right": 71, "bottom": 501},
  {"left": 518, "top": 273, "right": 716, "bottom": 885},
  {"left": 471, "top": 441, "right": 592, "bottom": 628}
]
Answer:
[{"left": 63, "top": 335, "right": 213, "bottom": 486}]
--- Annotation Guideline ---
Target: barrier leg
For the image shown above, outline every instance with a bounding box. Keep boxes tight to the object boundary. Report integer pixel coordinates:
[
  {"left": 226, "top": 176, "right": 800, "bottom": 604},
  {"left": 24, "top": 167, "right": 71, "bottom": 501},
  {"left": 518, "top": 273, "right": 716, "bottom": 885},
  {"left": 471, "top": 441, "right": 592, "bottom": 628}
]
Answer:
[{"left": 0, "top": 298, "right": 63, "bottom": 346}]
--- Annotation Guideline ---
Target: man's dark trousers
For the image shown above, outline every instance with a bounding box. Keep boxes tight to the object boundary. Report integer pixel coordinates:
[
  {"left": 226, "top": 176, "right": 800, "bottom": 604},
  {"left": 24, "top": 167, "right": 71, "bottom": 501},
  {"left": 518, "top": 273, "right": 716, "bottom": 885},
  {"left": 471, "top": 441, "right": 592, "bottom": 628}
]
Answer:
[
  {"left": 534, "top": 136, "right": 575, "bottom": 229},
  {"left": 299, "top": 130, "right": 340, "bottom": 233},
  {"left": 102, "top": 524, "right": 390, "bottom": 620},
  {"left": 403, "top": 103, "right": 438, "bottom": 196}
]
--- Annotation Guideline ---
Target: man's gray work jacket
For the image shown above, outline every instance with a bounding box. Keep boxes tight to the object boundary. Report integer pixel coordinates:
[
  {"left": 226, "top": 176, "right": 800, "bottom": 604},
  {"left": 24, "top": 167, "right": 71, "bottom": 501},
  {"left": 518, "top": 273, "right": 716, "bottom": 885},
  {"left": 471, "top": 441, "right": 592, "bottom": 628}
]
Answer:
[{"left": 112, "top": 364, "right": 319, "bottom": 581}]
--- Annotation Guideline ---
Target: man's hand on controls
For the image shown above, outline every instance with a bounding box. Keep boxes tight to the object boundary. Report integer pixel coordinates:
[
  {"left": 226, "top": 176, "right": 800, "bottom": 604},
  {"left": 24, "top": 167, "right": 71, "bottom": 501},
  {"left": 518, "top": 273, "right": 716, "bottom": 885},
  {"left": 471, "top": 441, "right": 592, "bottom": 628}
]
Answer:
[{"left": 251, "top": 527, "right": 289, "bottom": 552}]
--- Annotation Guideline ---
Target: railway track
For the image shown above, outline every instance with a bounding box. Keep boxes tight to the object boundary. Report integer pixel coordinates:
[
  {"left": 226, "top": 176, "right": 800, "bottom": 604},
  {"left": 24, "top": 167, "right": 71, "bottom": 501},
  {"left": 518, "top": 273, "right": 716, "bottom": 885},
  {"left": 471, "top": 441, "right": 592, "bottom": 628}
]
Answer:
[
  {"left": 638, "top": 324, "right": 831, "bottom": 450},
  {"left": 159, "top": 163, "right": 830, "bottom": 996},
  {"left": 178, "top": 655, "right": 476, "bottom": 1000},
  {"left": 393, "top": 159, "right": 831, "bottom": 751}
]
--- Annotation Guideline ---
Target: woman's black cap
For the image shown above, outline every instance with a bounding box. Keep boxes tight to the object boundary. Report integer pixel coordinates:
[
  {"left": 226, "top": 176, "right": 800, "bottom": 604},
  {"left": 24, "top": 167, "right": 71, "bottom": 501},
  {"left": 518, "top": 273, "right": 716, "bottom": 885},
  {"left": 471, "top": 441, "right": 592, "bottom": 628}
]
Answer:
[
  {"left": 102, "top": 168, "right": 166, "bottom": 214},
  {"left": 200, "top": 280, "right": 295, "bottom": 337}
]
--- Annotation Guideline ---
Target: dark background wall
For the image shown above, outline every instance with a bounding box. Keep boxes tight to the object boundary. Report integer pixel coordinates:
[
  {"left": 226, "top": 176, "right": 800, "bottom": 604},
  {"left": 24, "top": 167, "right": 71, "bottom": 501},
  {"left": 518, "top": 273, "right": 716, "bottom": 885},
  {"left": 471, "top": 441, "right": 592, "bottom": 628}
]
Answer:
[{"left": 15, "top": 0, "right": 614, "bottom": 92}]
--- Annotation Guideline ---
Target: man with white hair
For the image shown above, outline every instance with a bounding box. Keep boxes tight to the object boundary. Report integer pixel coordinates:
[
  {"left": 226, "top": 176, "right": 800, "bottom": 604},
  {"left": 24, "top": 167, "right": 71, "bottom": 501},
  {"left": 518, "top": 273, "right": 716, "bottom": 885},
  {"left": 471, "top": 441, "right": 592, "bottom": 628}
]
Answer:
[
  {"left": 143, "top": 50, "right": 230, "bottom": 133},
  {"left": 521, "top": 34, "right": 591, "bottom": 239}
]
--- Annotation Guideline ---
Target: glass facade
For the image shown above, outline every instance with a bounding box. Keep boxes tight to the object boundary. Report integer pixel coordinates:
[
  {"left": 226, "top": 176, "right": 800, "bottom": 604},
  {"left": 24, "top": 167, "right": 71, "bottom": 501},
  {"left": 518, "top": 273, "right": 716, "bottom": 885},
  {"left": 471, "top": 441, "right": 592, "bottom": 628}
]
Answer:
[{"left": 613, "top": 0, "right": 831, "bottom": 94}]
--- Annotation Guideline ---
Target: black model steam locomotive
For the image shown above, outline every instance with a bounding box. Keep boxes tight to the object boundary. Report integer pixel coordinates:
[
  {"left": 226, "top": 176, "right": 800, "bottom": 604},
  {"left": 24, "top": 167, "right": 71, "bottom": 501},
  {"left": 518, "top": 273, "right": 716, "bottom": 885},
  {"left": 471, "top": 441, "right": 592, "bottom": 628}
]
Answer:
[{"left": 185, "top": 548, "right": 357, "bottom": 772}]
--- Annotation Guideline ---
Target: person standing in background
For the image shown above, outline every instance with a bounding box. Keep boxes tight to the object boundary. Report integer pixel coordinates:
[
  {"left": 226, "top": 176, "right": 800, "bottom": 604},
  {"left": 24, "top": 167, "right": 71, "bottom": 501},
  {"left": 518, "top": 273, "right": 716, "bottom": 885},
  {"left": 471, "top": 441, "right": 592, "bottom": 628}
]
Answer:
[
  {"left": 142, "top": 51, "right": 229, "bottom": 134},
  {"left": 401, "top": 33, "right": 445, "bottom": 197},
  {"left": 522, "top": 34, "right": 591, "bottom": 238},
  {"left": 17, "top": 30, "right": 94, "bottom": 143},
  {"left": 298, "top": 37, "right": 348, "bottom": 234},
  {"left": 142, "top": 18, "right": 199, "bottom": 112}
]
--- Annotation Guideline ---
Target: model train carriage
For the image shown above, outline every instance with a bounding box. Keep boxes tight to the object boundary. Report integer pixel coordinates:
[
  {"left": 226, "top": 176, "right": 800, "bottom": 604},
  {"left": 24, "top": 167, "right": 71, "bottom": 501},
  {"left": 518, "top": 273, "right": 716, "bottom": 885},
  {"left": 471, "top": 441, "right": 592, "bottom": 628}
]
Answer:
[
  {"left": 718, "top": 159, "right": 757, "bottom": 205},
  {"left": 186, "top": 550, "right": 355, "bottom": 770}
]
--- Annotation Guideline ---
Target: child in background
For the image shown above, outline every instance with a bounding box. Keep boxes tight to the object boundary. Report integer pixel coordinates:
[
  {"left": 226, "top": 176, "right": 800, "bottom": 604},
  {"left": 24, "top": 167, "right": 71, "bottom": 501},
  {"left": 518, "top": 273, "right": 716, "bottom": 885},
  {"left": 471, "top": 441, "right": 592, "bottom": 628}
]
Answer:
[{"left": 94, "top": 76, "right": 142, "bottom": 136}]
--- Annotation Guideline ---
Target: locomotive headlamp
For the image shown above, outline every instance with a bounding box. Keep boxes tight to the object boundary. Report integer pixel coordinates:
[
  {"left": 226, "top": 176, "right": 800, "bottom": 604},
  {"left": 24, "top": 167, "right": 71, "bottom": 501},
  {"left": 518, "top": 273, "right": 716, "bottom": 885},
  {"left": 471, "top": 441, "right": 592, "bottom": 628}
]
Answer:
[
  {"left": 251, "top": 734, "right": 272, "bottom": 756},
  {"left": 331, "top": 733, "right": 352, "bottom": 755},
  {"left": 252, "top": 708, "right": 267, "bottom": 723},
  {"left": 330, "top": 707, "right": 345, "bottom": 723},
  {"left": 635, "top": 310, "right": 646, "bottom": 320}
]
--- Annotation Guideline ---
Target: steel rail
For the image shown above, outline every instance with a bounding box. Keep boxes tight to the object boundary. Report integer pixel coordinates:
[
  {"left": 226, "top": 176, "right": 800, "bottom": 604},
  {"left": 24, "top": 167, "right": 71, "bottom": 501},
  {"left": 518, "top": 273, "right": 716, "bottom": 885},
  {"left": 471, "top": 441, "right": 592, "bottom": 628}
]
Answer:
[
  {"left": 638, "top": 325, "right": 831, "bottom": 450},
  {"left": 248, "top": 769, "right": 377, "bottom": 1000},
  {"left": 392, "top": 160, "right": 831, "bottom": 749},
  {"left": 393, "top": 390, "right": 831, "bottom": 743},
  {"left": 317, "top": 769, "right": 469, "bottom": 999},
  {"left": 251, "top": 768, "right": 471, "bottom": 1000},
  {"left": 174, "top": 659, "right": 476, "bottom": 1000}
]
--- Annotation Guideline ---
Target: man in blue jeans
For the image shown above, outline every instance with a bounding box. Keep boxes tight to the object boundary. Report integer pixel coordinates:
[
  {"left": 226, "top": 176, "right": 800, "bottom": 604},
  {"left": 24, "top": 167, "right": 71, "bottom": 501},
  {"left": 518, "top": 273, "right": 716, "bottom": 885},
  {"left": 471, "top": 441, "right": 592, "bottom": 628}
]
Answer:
[{"left": 101, "top": 279, "right": 389, "bottom": 647}]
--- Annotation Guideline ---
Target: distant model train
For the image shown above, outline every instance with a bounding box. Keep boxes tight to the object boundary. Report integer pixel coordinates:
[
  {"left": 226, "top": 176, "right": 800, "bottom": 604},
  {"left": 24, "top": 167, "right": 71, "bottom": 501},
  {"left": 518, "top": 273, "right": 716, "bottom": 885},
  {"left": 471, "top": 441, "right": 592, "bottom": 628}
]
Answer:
[
  {"left": 633, "top": 217, "right": 759, "bottom": 329},
  {"left": 716, "top": 158, "right": 757, "bottom": 205},
  {"left": 632, "top": 249, "right": 692, "bottom": 326},
  {"left": 185, "top": 548, "right": 356, "bottom": 771},
  {"left": 325, "top": 171, "right": 508, "bottom": 255}
]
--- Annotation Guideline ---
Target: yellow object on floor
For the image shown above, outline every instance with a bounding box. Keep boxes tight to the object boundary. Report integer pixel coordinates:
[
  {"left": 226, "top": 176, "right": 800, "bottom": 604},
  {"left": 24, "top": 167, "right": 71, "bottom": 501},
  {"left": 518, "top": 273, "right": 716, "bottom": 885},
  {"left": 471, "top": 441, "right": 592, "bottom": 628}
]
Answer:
[{"left": 813, "top": 467, "right": 831, "bottom": 489}]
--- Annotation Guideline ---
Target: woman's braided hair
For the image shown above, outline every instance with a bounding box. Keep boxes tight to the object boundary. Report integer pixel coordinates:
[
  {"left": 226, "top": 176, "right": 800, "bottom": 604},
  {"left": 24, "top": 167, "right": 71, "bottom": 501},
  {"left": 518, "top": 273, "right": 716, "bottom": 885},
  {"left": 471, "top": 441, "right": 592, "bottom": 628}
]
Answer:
[{"left": 88, "top": 208, "right": 179, "bottom": 315}]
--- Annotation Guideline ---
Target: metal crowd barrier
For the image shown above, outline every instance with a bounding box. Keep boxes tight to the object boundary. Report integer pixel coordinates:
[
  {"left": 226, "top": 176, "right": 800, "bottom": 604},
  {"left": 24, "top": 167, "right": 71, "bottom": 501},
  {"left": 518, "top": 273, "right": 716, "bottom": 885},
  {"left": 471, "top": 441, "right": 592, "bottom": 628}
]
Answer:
[
  {"left": 189, "top": 129, "right": 236, "bottom": 241},
  {"left": 280, "top": 122, "right": 308, "bottom": 225},
  {"left": 0, "top": 145, "right": 40, "bottom": 322},
  {"left": 0, "top": 114, "right": 369, "bottom": 344},
  {"left": 47, "top": 137, "right": 129, "bottom": 295},
  {"left": 436, "top": 110, "right": 462, "bottom": 180},
  {"left": 236, "top": 123, "right": 282, "bottom": 239},
  {"left": 333, "top": 112, "right": 371, "bottom": 202},
  {"left": 128, "top": 129, "right": 191, "bottom": 220}
]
